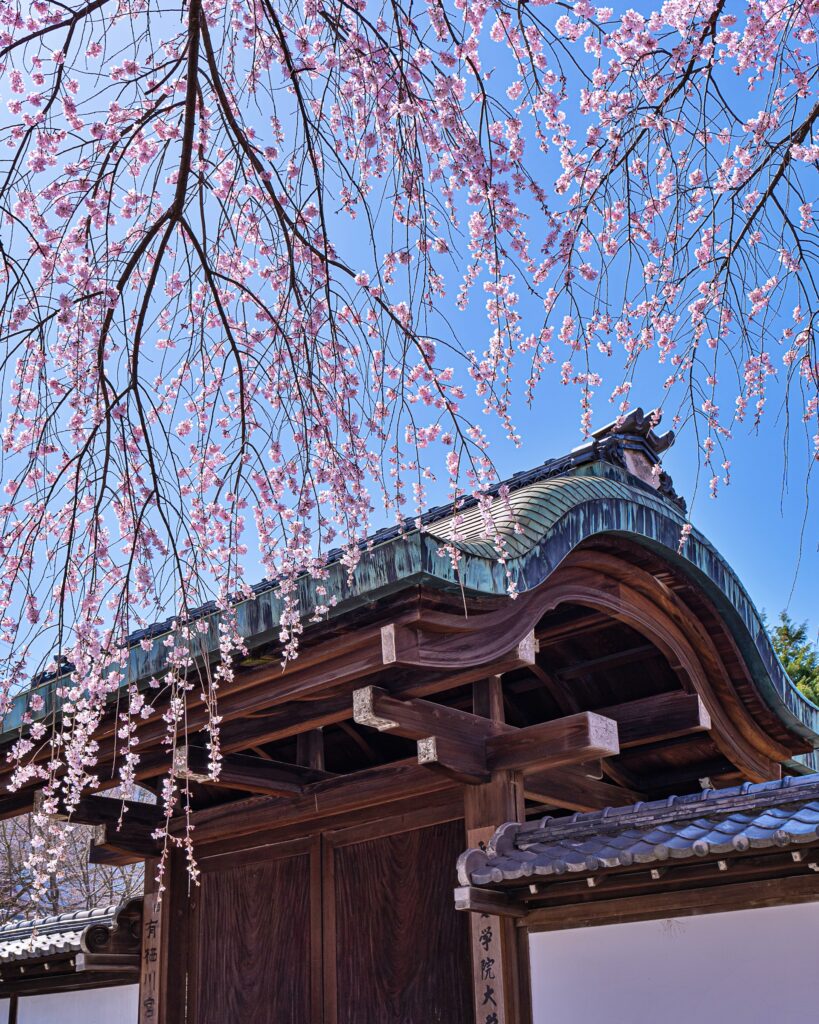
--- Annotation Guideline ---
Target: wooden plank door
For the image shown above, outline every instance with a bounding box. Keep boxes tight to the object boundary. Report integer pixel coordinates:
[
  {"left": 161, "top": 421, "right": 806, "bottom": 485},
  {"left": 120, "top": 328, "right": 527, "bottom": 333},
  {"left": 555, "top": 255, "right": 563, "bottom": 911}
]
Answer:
[
  {"left": 189, "top": 837, "right": 320, "bottom": 1023},
  {"left": 325, "top": 816, "right": 472, "bottom": 1024}
]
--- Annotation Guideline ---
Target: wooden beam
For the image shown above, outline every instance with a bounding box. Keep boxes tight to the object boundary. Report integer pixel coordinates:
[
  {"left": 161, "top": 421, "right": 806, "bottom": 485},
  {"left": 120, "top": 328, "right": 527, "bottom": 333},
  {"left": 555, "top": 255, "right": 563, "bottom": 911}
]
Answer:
[
  {"left": 91, "top": 823, "right": 161, "bottom": 862},
  {"left": 174, "top": 745, "right": 332, "bottom": 796},
  {"left": 523, "top": 872, "right": 819, "bottom": 932},
  {"left": 356, "top": 689, "right": 619, "bottom": 784},
  {"left": 34, "top": 790, "right": 163, "bottom": 829},
  {"left": 597, "top": 692, "right": 710, "bottom": 748},
  {"left": 487, "top": 713, "right": 619, "bottom": 773},
  {"left": 353, "top": 686, "right": 506, "bottom": 743},
  {"left": 0, "top": 788, "right": 42, "bottom": 823},
  {"left": 176, "top": 757, "right": 460, "bottom": 844},
  {"left": 381, "top": 623, "right": 536, "bottom": 671},
  {"left": 417, "top": 735, "right": 490, "bottom": 785},
  {"left": 75, "top": 952, "right": 141, "bottom": 974},
  {"left": 523, "top": 766, "right": 645, "bottom": 812},
  {"left": 557, "top": 644, "right": 657, "bottom": 679},
  {"left": 89, "top": 841, "right": 140, "bottom": 868},
  {"left": 454, "top": 885, "right": 526, "bottom": 918}
]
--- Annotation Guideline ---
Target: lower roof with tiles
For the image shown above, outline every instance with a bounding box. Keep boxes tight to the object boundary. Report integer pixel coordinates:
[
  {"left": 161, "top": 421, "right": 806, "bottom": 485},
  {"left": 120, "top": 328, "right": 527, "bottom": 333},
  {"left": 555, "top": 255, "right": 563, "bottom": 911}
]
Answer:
[
  {"left": 0, "top": 904, "right": 118, "bottom": 965},
  {"left": 458, "top": 773, "right": 819, "bottom": 887}
]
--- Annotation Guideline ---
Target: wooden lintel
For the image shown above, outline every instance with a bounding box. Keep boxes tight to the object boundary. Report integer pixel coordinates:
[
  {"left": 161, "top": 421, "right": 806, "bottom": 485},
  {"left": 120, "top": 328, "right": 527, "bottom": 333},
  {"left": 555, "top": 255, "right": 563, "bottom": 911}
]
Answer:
[
  {"left": 417, "top": 735, "right": 490, "bottom": 785},
  {"left": 353, "top": 686, "right": 507, "bottom": 743},
  {"left": 597, "top": 692, "right": 711, "bottom": 748},
  {"left": 454, "top": 885, "right": 526, "bottom": 918},
  {"left": 174, "top": 744, "right": 332, "bottom": 796},
  {"left": 487, "top": 713, "right": 619, "bottom": 772}
]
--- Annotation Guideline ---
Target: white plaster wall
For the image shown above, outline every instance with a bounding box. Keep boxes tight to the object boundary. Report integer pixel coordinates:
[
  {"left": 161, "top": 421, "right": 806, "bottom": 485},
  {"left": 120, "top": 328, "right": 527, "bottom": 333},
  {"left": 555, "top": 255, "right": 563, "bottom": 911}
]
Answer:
[
  {"left": 14, "top": 984, "right": 138, "bottom": 1024},
  {"left": 530, "top": 902, "right": 819, "bottom": 1024}
]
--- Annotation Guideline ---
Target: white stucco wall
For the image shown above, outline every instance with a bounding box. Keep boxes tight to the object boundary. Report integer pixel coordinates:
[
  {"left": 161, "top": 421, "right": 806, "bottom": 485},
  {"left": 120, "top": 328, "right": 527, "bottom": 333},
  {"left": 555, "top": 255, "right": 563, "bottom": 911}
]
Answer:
[
  {"left": 0, "top": 984, "right": 138, "bottom": 1023},
  {"left": 530, "top": 901, "right": 819, "bottom": 1024}
]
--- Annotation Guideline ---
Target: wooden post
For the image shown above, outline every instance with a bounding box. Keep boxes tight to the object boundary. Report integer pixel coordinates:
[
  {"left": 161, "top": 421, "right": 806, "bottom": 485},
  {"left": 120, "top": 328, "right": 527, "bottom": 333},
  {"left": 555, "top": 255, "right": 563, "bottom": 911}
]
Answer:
[
  {"left": 139, "top": 886, "right": 162, "bottom": 1024},
  {"left": 139, "top": 850, "right": 189, "bottom": 1024},
  {"left": 464, "top": 677, "right": 531, "bottom": 1024}
]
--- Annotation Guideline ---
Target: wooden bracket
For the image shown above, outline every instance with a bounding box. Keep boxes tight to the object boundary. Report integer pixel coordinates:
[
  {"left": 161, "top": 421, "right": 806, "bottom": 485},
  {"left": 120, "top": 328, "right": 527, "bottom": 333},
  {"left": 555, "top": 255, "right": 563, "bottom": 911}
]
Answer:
[
  {"left": 355, "top": 688, "right": 620, "bottom": 783},
  {"left": 454, "top": 885, "right": 526, "bottom": 918}
]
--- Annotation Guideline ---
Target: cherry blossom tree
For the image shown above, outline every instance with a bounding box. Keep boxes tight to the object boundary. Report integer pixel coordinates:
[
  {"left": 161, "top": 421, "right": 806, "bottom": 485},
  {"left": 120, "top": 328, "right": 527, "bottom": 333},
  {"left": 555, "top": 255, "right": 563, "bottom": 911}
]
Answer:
[
  {"left": 0, "top": 811, "right": 143, "bottom": 922},
  {"left": 0, "top": 0, "right": 817, "bottom": 896}
]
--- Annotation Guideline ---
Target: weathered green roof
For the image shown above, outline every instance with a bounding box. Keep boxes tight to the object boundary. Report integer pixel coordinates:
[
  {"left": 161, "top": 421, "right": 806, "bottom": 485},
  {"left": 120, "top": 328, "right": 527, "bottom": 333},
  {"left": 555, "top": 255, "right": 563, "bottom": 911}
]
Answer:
[{"left": 3, "top": 420, "right": 818, "bottom": 764}]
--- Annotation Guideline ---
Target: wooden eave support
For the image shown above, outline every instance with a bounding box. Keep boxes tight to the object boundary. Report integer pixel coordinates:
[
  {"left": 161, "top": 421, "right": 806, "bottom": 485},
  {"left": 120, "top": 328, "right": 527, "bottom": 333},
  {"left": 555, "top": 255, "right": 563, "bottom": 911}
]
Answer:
[
  {"left": 355, "top": 685, "right": 714, "bottom": 785},
  {"left": 90, "top": 823, "right": 162, "bottom": 864},
  {"left": 381, "top": 623, "right": 537, "bottom": 670},
  {"left": 75, "top": 952, "right": 141, "bottom": 974},
  {"left": 175, "top": 757, "right": 460, "bottom": 844},
  {"left": 174, "top": 744, "right": 333, "bottom": 796},
  {"left": 354, "top": 686, "right": 506, "bottom": 743},
  {"left": 524, "top": 765, "right": 646, "bottom": 812},
  {"left": 597, "top": 692, "right": 710, "bottom": 748},
  {"left": 0, "top": 620, "right": 541, "bottom": 805},
  {"left": 487, "top": 713, "right": 619, "bottom": 772},
  {"left": 354, "top": 685, "right": 620, "bottom": 783},
  {"left": 34, "top": 790, "right": 163, "bottom": 829},
  {"left": 454, "top": 885, "right": 526, "bottom": 918}
]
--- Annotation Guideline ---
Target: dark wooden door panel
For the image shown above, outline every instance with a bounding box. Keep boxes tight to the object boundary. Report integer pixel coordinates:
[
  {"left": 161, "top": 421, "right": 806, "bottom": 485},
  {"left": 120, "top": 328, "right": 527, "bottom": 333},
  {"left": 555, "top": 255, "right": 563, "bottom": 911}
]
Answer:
[
  {"left": 332, "top": 820, "right": 471, "bottom": 1024},
  {"left": 193, "top": 853, "right": 312, "bottom": 1024}
]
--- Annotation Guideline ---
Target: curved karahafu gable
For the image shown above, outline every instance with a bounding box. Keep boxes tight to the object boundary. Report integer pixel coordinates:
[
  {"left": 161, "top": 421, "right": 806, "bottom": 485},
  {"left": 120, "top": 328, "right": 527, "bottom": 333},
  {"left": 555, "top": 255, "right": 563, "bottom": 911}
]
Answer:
[{"left": 1, "top": 407, "right": 817, "bottom": 781}]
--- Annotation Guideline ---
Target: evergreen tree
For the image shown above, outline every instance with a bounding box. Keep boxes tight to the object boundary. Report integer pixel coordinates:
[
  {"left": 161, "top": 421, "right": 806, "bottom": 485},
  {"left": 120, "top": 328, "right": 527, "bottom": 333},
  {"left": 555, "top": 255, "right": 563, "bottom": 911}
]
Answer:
[{"left": 768, "top": 612, "right": 819, "bottom": 706}]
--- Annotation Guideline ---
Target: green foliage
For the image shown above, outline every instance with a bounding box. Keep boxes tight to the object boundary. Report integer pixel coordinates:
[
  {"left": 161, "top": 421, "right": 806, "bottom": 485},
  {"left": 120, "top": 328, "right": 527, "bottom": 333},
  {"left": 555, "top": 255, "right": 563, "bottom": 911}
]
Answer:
[{"left": 767, "top": 611, "right": 819, "bottom": 706}]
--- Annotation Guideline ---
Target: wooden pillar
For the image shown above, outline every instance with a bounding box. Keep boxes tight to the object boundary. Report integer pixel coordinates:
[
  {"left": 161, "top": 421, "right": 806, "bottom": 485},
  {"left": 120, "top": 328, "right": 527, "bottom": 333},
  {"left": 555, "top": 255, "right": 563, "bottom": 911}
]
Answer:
[
  {"left": 139, "top": 850, "right": 190, "bottom": 1024},
  {"left": 7, "top": 994, "right": 17, "bottom": 1024},
  {"left": 465, "top": 678, "right": 531, "bottom": 1024}
]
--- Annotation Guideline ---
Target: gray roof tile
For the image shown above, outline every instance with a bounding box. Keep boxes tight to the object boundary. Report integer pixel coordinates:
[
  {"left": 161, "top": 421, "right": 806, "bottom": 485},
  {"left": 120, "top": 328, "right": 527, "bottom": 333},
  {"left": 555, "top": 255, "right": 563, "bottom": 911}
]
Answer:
[
  {"left": 0, "top": 905, "right": 117, "bottom": 964},
  {"left": 458, "top": 774, "right": 819, "bottom": 887}
]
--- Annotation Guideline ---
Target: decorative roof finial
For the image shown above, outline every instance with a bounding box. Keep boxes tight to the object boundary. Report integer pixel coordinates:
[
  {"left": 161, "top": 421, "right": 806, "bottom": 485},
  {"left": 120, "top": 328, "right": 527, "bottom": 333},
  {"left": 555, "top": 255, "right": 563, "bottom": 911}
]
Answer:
[{"left": 589, "top": 406, "right": 685, "bottom": 513}]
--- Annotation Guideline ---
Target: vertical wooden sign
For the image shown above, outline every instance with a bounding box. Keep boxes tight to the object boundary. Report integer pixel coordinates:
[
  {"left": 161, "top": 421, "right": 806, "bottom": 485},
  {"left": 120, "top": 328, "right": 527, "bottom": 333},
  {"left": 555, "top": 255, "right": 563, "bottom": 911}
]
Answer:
[
  {"left": 468, "top": 824, "right": 507, "bottom": 1024},
  {"left": 139, "top": 890, "right": 162, "bottom": 1023}
]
